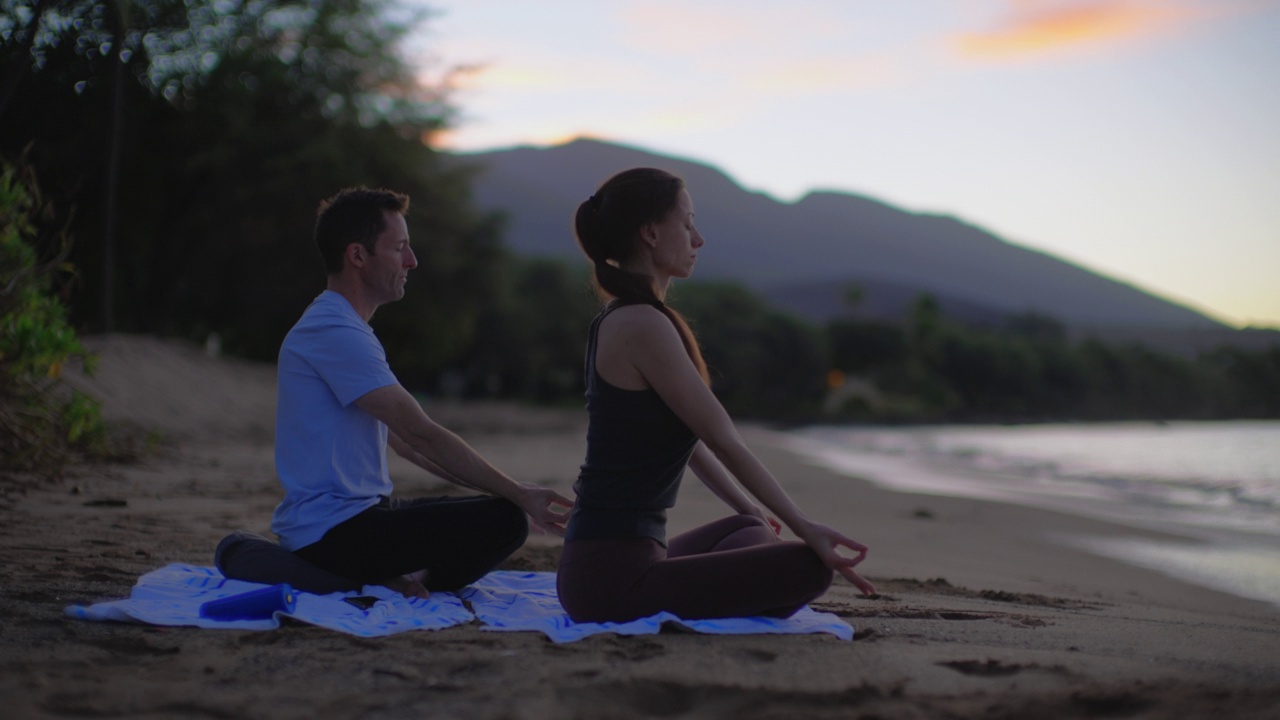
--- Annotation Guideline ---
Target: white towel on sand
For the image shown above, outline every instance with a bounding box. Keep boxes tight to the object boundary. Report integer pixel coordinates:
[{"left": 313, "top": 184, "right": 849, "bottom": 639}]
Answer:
[
  {"left": 464, "top": 570, "right": 854, "bottom": 643},
  {"left": 65, "top": 564, "right": 854, "bottom": 642},
  {"left": 64, "top": 563, "right": 473, "bottom": 637}
]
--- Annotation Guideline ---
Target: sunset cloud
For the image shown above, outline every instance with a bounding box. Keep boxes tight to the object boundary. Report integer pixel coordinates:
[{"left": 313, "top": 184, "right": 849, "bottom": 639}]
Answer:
[{"left": 952, "top": 0, "right": 1218, "bottom": 61}]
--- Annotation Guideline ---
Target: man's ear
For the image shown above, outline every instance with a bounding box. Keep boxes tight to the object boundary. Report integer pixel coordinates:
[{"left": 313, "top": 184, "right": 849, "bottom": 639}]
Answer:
[{"left": 345, "top": 242, "right": 366, "bottom": 268}]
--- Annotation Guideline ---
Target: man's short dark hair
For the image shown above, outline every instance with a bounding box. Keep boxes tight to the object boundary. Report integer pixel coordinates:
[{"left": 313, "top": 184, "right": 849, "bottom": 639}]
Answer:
[{"left": 315, "top": 187, "right": 410, "bottom": 274}]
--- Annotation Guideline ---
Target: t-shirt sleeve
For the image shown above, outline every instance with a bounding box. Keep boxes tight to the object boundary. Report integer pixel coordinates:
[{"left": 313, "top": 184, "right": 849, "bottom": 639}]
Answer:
[{"left": 303, "top": 322, "right": 400, "bottom": 407}]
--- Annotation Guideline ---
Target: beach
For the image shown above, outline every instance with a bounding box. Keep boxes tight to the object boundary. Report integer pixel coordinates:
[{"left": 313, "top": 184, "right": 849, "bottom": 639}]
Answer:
[{"left": 2, "top": 335, "right": 1278, "bottom": 719}]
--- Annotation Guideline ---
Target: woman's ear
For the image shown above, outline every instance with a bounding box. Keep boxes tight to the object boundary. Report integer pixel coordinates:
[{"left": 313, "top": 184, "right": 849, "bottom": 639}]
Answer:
[{"left": 639, "top": 222, "right": 659, "bottom": 249}]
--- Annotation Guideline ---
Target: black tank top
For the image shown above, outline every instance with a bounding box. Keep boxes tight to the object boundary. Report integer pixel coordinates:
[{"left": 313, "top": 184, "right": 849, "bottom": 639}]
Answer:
[{"left": 565, "top": 303, "right": 698, "bottom": 545}]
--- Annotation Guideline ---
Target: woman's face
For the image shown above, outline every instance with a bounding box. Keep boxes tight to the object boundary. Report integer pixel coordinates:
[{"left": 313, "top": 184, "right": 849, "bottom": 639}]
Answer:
[{"left": 645, "top": 189, "right": 704, "bottom": 280}]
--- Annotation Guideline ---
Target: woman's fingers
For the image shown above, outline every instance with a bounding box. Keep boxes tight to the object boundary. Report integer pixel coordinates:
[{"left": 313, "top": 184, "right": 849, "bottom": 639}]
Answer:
[
  {"left": 838, "top": 567, "right": 877, "bottom": 596},
  {"left": 816, "top": 530, "right": 877, "bottom": 595},
  {"left": 803, "top": 525, "right": 873, "bottom": 595}
]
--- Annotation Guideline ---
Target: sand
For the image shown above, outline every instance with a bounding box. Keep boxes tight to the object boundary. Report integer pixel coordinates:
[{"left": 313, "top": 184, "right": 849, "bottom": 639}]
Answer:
[{"left": 1, "top": 334, "right": 1278, "bottom": 719}]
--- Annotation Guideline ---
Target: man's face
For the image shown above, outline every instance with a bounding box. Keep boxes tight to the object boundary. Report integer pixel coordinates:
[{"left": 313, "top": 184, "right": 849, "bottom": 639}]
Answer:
[{"left": 364, "top": 211, "right": 417, "bottom": 305}]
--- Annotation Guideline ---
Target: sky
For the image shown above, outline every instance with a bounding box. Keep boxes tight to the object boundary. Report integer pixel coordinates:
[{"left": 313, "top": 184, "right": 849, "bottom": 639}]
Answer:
[{"left": 407, "top": 0, "right": 1280, "bottom": 329}]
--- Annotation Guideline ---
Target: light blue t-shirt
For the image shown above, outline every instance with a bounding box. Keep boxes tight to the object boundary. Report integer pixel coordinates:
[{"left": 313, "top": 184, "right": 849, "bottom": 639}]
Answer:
[{"left": 270, "top": 291, "right": 400, "bottom": 551}]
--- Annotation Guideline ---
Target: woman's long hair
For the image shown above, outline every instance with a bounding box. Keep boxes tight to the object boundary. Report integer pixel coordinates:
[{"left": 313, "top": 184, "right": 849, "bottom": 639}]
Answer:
[{"left": 574, "top": 168, "right": 709, "bottom": 384}]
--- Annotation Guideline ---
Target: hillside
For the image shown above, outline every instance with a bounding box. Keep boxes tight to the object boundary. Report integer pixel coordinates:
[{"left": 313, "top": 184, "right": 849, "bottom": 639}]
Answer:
[{"left": 451, "top": 138, "right": 1224, "bottom": 331}]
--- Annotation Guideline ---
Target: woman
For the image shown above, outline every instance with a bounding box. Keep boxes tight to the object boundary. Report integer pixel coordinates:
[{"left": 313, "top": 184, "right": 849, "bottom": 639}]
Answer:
[{"left": 557, "top": 167, "right": 876, "bottom": 624}]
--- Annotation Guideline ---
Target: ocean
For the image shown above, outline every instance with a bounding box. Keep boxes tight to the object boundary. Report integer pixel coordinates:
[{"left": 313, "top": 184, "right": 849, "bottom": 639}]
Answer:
[{"left": 785, "top": 420, "right": 1280, "bottom": 609}]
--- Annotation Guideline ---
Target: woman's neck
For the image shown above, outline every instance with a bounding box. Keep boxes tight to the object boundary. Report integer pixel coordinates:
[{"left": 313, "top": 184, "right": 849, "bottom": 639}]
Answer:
[{"left": 621, "top": 259, "right": 669, "bottom": 301}]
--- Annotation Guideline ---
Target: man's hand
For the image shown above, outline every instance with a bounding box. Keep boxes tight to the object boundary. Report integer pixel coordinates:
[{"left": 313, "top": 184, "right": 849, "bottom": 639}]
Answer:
[{"left": 517, "top": 485, "right": 574, "bottom": 537}]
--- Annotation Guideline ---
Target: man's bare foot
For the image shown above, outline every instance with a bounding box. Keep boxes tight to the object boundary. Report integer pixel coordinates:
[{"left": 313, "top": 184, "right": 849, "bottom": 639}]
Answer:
[{"left": 382, "top": 569, "right": 430, "bottom": 599}]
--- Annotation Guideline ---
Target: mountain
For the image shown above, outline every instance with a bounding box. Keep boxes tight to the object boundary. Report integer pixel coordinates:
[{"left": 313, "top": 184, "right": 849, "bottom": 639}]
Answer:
[{"left": 450, "top": 138, "right": 1225, "bottom": 331}]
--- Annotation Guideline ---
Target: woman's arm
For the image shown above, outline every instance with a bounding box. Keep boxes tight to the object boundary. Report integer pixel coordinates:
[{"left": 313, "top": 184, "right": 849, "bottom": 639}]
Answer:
[
  {"left": 617, "top": 307, "right": 875, "bottom": 594},
  {"left": 687, "top": 443, "right": 780, "bottom": 535}
]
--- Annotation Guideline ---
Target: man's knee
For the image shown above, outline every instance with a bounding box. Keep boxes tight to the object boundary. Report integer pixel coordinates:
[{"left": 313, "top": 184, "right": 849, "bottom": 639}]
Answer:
[
  {"left": 214, "top": 530, "right": 357, "bottom": 595},
  {"left": 494, "top": 497, "right": 529, "bottom": 547},
  {"left": 214, "top": 531, "right": 272, "bottom": 570}
]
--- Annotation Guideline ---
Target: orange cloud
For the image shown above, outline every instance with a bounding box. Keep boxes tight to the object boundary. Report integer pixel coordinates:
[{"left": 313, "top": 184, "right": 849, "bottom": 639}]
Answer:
[{"left": 954, "top": 0, "right": 1206, "bottom": 60}]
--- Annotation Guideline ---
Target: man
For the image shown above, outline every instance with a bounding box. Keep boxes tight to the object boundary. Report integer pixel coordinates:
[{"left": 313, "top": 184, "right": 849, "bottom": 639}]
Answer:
[{"left": 216, "top": 187, "right": 571, "bottom": 597}]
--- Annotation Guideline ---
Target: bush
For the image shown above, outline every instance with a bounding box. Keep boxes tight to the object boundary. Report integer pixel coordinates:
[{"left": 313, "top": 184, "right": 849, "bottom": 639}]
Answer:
[{"left": 0, "top": 158, "right": 105, "bottom": 476}]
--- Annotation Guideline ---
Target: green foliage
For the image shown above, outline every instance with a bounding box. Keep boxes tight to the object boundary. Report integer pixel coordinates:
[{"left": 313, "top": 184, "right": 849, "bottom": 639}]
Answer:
[
  {"left": 458, "top": 257, "right": 598, "bottom": 402},
  {"left": 2, "top": 0, "right": 500, "bottom": 383},
  {"left": 671, "top": 282, "right": 827, "bottom": 419},
  {"left": 0, "top": 158, "right": 105, "bottom": 473},
  {"left": 826, "top": 295, "right": 1280, "bottom": 422}
]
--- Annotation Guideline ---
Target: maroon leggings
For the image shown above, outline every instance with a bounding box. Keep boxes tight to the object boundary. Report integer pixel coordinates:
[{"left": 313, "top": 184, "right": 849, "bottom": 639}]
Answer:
[{"left": 556, "top": 515, "right": 833, "bottom": 623}]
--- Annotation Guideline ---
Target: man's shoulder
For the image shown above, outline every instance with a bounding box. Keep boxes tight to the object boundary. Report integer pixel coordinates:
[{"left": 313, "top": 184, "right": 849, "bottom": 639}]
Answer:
[
  {"left": 288, "top": 293, "right": 368, "bottom": 336},
  {"left": 301, "top": 291, "right": 363, "bottom": 324},
  {"left": 282, "top": 293, "right": 379, "bottom": 361}
]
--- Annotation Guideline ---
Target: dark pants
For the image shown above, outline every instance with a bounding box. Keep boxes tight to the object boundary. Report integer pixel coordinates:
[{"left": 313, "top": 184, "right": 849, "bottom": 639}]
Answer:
[
  {"left": 556, "top": 515, "right": 833, "bottom": 623},
  {"left": 216, "top": 495, "right": 528, "bottom": 594}
]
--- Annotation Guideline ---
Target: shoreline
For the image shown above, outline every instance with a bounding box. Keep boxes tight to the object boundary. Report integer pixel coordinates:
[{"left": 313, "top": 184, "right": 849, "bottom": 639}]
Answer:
[
  {"left": 713, "top": 427, "right": 1278, "bottom": 617},
  {"left": 778, "top": 428, "right": 1280, "bottom": 612}
]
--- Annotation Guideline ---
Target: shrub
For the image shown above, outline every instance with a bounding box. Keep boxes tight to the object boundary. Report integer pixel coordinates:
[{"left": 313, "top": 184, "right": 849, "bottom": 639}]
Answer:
[{"left": 0, "top": 158, "right": 105, "bottom": 476}]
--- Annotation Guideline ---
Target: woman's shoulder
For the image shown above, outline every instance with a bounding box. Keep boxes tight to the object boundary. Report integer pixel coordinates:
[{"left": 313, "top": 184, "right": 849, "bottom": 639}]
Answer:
[
  {"left": 598, "top": 304, "right": 685, "bottom": 362},
  {"left": 601, "top": 303, "right": 674, "bottom": 335}
]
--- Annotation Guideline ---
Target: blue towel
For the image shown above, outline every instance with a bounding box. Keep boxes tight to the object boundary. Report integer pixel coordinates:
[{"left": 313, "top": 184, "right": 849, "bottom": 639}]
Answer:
[
  {"left": 464, "top": 571, "right": 853, "bottom": 642},
  {"left": 64, "top": 563, "right": 473, "bottom": 637},
  {"left": 65, "top": 565, "right": 854, "bottom": 642}
]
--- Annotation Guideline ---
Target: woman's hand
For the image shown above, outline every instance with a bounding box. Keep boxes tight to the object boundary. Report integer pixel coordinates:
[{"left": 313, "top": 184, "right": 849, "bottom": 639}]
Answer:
[
  {"left": 795, "top": 522, "right": 877, "bottom": 596},
  {"left": 517, "top": 485, "right": 574, "bottom": 537}
]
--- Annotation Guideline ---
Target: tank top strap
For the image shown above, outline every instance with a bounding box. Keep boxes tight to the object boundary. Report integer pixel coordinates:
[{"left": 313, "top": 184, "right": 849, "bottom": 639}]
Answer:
[
  {"left": 583, "top": 306, "right": 609, "bottom": 391},
  {"left": 585, "top": 299, "right": 667, "bottom": 391}
]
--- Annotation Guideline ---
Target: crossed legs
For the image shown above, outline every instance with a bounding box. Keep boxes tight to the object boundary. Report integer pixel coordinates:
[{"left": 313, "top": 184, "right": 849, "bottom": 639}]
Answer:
[
  {"left": 557, "top": 515, "right": 833, "bottom": 623},
  {"left": 218, "top": 495, "right": 528, "bottom": 594}
]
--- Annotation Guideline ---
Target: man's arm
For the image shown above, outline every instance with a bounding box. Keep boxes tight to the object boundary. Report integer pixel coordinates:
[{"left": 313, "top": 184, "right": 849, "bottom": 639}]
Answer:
[
  {"left": 355, "top": 384, "right": 572, "bottom": 535},
  {"left": 386, "top": 431, "right": 486, "bottom": 493}
]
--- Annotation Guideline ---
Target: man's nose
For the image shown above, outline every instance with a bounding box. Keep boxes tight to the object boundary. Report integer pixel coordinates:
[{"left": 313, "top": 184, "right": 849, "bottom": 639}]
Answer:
[{"left": 405, "top": 247, "right": 418, "bottom": 269}]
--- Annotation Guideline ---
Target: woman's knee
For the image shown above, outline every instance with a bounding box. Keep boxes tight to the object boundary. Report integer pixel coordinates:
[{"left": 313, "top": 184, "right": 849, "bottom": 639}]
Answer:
[
  {"left": 725, "top": 514, "right": 769, "bottom": 532},
  {"left": 709, "top": 515, "right": 777, "bottom": 552},
  {"left": 795, "top": 545, "right": 835, "bottom": 594}
]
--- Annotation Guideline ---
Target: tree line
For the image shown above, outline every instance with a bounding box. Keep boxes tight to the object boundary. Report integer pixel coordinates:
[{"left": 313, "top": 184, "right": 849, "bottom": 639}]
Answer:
[{"left": 3, "top": 0, "right": 1277, "bottom": 431}]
